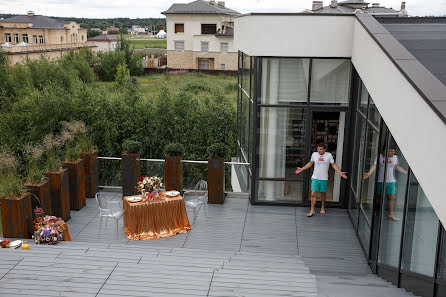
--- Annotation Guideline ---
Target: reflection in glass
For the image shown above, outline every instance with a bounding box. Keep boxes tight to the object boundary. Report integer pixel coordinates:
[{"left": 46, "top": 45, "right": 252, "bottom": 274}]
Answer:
[
  {"left": 349, "top": 189, "right": 359, "bottom": 230},
  {"left": 358, "top": 211, "right": 371, "bottom": 254},
  {"left": 242, "top": 54, "right": 251, "bottom": 95},
  {"left": 258, "top": 108, "right": 306, "bottom": 179},
  {"left": 310, "top": 59, "right": 351, "bottom": 105},
  {"left": 350, "top": 114, "right": 366, "bottom": 195},
  {"left": 359, "top": 82, "right": 369, "bottom": 115},
  {"left": 241, "top": 93, "right": 250, "bottom": 161},
  {"left": 368, "top": 97, "right": 381, "bottom": 128},
  {"left": 257, "top": 180, "right": 303, "bottom": 202},
  {"left": 260, "top": 58, "right": 309, "bottom": 104},
  {"left": 438, "top": 228, "right": 446, "bottom": 280},
  {"left": 360, "top": 126, "right": 380, "bottom": 222},
  {"left": 401, "top": 174, "right": 439, "bottom": 277},
  {"left": 378, "top": 139, "right": 409, "bottom": 268}
]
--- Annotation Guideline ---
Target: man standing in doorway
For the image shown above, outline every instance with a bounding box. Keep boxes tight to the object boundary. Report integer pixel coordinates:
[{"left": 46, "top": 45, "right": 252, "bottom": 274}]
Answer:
[{"left": 295, "top": 143, "right": 347, "bottom": 217}]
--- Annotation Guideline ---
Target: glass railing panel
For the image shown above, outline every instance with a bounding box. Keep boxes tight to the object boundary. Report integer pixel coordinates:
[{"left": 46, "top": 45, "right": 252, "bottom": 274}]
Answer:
[{"left": 98, "top": 157, "right": 121, "bottom": 187}]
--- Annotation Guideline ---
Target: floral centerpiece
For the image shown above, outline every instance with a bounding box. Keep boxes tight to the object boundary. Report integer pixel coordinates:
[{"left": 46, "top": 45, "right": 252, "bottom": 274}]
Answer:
[
  {"left": 136, "top": 176, "right": 163, "bottom": 201},
  {"left": 33, "top": 215, "right": 65, "bottom": 245}
]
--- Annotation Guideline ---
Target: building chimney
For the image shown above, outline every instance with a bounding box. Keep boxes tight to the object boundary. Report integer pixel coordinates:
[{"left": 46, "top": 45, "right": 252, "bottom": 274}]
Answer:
[
  {"left": 218, "top": 1, "right": 225, "bottom": 7},
  {"left": 27, "top": 11, "right": 35, "bottom": 16},
  {"left": 209, "top": 0, "right": 215, "bottom": 5},
  {"left": 312, "top": 1, "right": 323, "bottom": 11},
  {"left": 330, "top": 0, "right": 337, "bottom": 8},
  {"left": 401, "top": 1, "right": 406, "bottom": 10},
  {"left": 372, "top": 3, "right": 380, "bottom": 7}
]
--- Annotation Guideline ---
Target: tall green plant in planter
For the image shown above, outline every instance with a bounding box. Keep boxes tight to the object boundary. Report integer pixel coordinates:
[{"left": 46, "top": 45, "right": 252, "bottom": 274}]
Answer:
[
  {"left": 24, "top": 143, "right": 51, "bottom": 216},
  {"left": 78, "top": 134, "right": 99, "bottom": 198},
  {"left": 61, "top": 121, "right": 87, "bottom": 211},
  {"left": 0, "top": 146, "right": 33, "bottom": 238},
  {"left": 121, "top": 139, "right": 141, "bottom": 197},
  {"left": 43, "top": 133, "right": 70, "bottom": 221},
  {"left": 207, "top": 143, "right": 228, "bottom": 204},
  {"left": 164, "top": 143, "right": 185, "bottom": 192}
]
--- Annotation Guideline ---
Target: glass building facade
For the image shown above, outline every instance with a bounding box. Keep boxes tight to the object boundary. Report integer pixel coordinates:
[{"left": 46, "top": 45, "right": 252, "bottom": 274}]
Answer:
[{"left": 237, "top": 51, "right": 446, "bottom": 297}]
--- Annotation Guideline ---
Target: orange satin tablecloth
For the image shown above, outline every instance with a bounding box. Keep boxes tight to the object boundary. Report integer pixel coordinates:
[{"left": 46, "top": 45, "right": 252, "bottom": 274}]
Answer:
[{"left": 123, "top": 194, "right": 191, "bottom": 240}]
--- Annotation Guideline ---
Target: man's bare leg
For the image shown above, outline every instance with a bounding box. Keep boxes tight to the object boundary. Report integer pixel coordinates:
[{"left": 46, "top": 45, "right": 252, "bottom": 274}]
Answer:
[
  {"left": 388, "top": 194, "right": 399, "bottom": 221},
  {"left": 307, "top": 191, "right": 317, "bottom": 217},
  {"left": 320, "top": 192, "right": 326, "bottom": 214}
]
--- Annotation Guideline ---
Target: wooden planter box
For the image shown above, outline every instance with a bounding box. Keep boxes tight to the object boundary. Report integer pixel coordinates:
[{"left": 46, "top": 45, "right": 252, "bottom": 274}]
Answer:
[
  {"left": 45, "top": 168, "right": 70, "bottom": 221},
  {"left": 1, "top": 193, "right": 33, "bottom": 238},
  {"left": 208, "top": 157, "right": 225, "bottom": 204},
  {"left": 80, "top": 151, "right": 98, "bottom": 198},
  {"left": 25, "top": 180, "right": 51, "bottom": 216},
  {"left": 121, "top": 152, "right": 141, "bottom": 198},
  {"left": 63, "top": 159, "right": 86, "bottom": 211},
  {"left": 164, "top": 156, "right": 182, "bottom": 192}
]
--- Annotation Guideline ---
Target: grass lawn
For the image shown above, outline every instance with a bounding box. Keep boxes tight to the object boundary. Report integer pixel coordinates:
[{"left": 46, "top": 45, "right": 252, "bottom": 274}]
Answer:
[
  {"left": 127, "top": 39, "right": 167, "bottom": 49},
  {"left": 137, "top": 72, "right": 238, "bottom": 107}
]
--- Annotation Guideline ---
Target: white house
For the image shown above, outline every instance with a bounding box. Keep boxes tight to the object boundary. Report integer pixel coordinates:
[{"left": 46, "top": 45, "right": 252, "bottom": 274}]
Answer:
[{"left": 87, "top": 34, "right": 119, "bottom": 52}]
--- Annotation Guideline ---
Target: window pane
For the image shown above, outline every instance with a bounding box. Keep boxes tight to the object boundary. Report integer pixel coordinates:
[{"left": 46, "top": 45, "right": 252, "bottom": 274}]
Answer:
[
  {"left": 259, "top": 58, "right": 309, "bottom": 104},
  {"left": 201, "top": 24, "right": 216, "bottom": 34},
  {"left": 241, "top": 93, "right": 250, "bottom": 162},
  {"left": 258, "top": 107, "right": 306, "bottom": 179},
  {"left": 175, "top": 41, "right": 184, "bottom": 51},
  {"left": 368, "top": 97, "right": 381, "bottom": 128},
  {"left": 360, "top": 125, "right": 380, "bottom": 222},
  {"left": 175, "top": 23, "right": 184, "bottom": 33},
  {"left": 350, "top": 113, "right": 366, "bottom": 195},
  {"left": 242, "top": 54, "right": 250, "bottom": 95},
  {"left": 358, "top": 82, "right": 369, "bottom": 115},
  {"left": 358, "top": 210, "right": 371, "bottom": 254},
  {"left": 378, "top": 138, "right": 410, "bottom": 268},
  {"left": 349, "top": 189, "right": 359, "bottom": 230},
  {"left": 310, "top": 59, "right": 351, "bottom": 106},
  {"left": 201, "top": 42, "right": 208, "bottom": 52},
  {"left": 220, "top": 43, "right": 228, "bottom": 52},
  {"left": 401, "top": 173, "right": 439, "bottom": 277},
  {"left": 257, "top": 180, "right": 303, "bottom": 202}
]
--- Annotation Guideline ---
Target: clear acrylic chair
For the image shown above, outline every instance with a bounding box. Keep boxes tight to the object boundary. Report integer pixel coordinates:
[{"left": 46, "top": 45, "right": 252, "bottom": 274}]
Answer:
[
  {"left": 95, "top": 192, "right": 125, "bottom": 238},
  {"left": 183, "top": 180, "right": 208, "bottom": 224}
]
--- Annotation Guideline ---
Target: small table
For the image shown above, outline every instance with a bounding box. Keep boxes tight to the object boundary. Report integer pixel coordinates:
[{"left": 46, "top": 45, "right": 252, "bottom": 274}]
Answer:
[{"left": 123, "top": 194, "right": 191, "bottom": 240}]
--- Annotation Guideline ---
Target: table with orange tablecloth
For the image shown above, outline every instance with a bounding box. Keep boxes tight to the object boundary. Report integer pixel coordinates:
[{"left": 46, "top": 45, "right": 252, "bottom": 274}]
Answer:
[{"left": 123, "top": 194, "right": 191, "bottom": 240}]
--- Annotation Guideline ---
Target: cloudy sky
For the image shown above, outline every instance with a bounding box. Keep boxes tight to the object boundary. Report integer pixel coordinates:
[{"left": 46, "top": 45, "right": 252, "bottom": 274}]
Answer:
[{"left": 0, "top": 0, "right": 444, "bottom": 18}]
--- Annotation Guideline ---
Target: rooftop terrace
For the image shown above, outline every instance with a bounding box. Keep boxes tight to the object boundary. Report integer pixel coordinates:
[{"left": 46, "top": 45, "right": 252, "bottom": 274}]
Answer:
[{"left": 0, "top": 192, "right": 417, "bottom": 296}]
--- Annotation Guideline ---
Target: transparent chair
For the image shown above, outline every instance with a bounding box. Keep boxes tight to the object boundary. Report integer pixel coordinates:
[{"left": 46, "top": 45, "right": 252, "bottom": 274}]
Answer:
[
  {"left": 95, "top": 193, "right": 125, "bottom": 238},
  {"left": 183, "top": 180, "right": 208, "bottom": 224}
]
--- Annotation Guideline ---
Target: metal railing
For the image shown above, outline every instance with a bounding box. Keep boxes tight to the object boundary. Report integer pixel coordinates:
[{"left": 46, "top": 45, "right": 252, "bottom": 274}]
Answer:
[{"left": 97, "top": 157, "right": 249, "bottom": 193}]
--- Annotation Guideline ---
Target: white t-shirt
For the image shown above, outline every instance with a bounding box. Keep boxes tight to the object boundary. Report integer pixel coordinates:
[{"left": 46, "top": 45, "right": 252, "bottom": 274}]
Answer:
[
  {"left": 374, "top": 154, "right": 398, "bottom": 183},
  {"left": 310, "top": 152, "right": 334, "bottom": 180}
]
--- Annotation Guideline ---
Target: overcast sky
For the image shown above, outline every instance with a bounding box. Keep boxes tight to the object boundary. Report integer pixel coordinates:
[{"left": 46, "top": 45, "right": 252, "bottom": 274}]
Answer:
[{"left": 0, "top": 0, "right": 444, "bottom": 19}]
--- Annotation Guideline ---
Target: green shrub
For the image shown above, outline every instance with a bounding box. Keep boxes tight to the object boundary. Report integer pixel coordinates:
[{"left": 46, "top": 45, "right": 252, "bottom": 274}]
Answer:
[
  {"left": 164, "top": 143, "right": 185, "bottom": 157},
  {"left": 207, "top": 143, "right": 229, "bottom": 159},
  {"left": 122, "top": 139, "right": 141, "bottom": 154},
  {"left": 77, "top": 134, "right": 95, "bottom": 153}
]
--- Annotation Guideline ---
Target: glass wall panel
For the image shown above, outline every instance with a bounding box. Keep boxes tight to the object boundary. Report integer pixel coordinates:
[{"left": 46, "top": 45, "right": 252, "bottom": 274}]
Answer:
[
  {"left": 368, "top": 97, "right": 381, "bottom": 128},
  {"left": 241, "top": 92, "right": 250, "bottom": 161},
  {"left": 358, "top": 82, "right": 369, "bottom": 116},
  {"left": 310, "top": 59, "right": 351, "bottom": 105},
  {"left": 401, "top": 173, "right": 439, "bottom": 277},
  {"left": 258, "top": 107, "right": 306, "bottom": 179},
  {"left": 359, "top": 210, "right": 371, "bottom": 254},
  {"left": 349, "top": 189, "right": 359, "bottom": 230},
  {"left": 438, "top": 228, "right": 446, "bottom": 280},
  {"left": 350, "top": 114, "right": 366, "bottom": 195},
  {"left": 378, "top": 137, "right": 410, "bottom": 268},
  {"left": 360, "top": 125, "right": 380, "bottom": 222},
  {"left": 242, "top": 54, "right": 251, "bottom": 95},
  {"left": 259, "top": 58, "right": 309, "bottom": 104},
  {"left": 257, "top": 180, "right": 303, "bottom": 202}
]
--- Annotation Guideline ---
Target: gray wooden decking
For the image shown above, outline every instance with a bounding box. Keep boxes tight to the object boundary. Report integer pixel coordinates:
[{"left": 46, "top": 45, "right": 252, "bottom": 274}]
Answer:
[{"left": 0, "top": 192, "right": 417, "bottom": 296}]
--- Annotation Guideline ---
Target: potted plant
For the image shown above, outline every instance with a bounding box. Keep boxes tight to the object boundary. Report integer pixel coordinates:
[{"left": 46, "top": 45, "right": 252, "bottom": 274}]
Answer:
[
  {"left": 164, "top": 143, "right": 184, "bottom": 192},
  {"left": 43, "top": 133, "right": 70, "bottom": 221},
  {"left": 121, "top": 139, "right": 141, "bottom": 197},
  {"left": 23, "top": 143, "right": 52, "bottom": 216},
  {"left": 61, "top": 121, "right": 87, "bottom": 211},
  {"left": 207, "top": 143, "right": 228, "bottom": 204},
  {"left": 0, "top": 146, "right": 33, "bottom": 238},
  {"left": 78, "top": 133, "right": 98, "bottom": 198}
]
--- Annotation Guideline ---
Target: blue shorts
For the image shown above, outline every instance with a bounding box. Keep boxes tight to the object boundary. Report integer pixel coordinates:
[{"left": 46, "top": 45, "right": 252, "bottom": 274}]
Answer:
[
  {"left": 376, "top": 182, "right": 396, "bottom": 195},
  {"left": 311, "top": 178, "right": 328, "bottom": 193}
]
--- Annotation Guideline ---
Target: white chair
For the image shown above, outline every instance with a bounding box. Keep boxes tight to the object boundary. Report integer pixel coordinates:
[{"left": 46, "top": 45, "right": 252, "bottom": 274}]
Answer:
[
  {"left": 95, "top": 193, "right": 125, "bottom": 238},
  {"left": 183, "top": 180, "right": 208, "bottom": 224}
]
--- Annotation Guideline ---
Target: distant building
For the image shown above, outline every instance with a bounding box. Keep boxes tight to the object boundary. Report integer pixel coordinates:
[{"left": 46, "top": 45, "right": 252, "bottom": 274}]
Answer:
[
  {"left": 90, "top": 28, "right": 101, "bottom": 32},
  {"left": 0, "top": 11, "right": 96, "bottom": 65},
  {"left": 156, "top": 29, "right": 167, "bottom": 39},
  {"left": 308, "top": 0, "right": 408, "bottom": 16},
  {"left": 107, "top": 27, "right": 119, "bottom": 34},
  {"left": 88, "top": 34, "right": 119, "bottom": 52},
  {"left": 128, "top": 25, "right": 147, "bottom": 35},
  {"left": 162, "top": 0, "right": 240, "bottom": 70}
]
